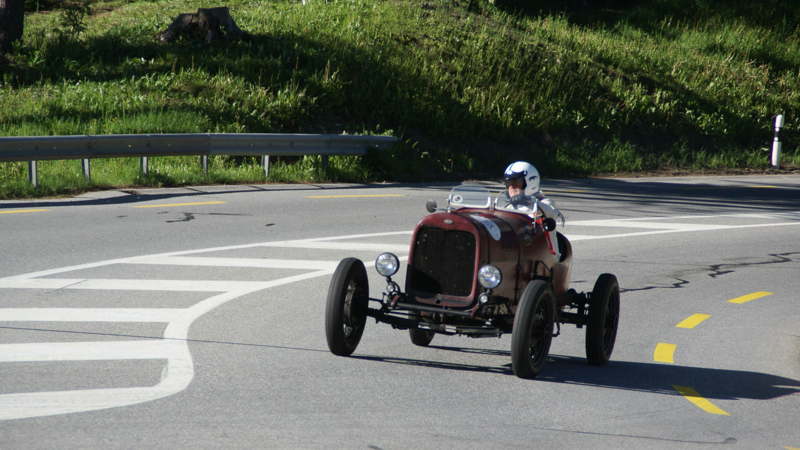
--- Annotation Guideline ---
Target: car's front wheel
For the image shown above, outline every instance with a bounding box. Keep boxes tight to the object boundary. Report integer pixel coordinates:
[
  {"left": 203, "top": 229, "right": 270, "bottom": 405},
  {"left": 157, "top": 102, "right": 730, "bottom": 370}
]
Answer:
[
  {"left": 325, "top": 258, "right": 369, "bottom": 356},
  {"left": 511, "top": 280, "right": 555, "bottom": 379},
  {"left": 585, "top": 273, "right": 620, "bottom": 366}
]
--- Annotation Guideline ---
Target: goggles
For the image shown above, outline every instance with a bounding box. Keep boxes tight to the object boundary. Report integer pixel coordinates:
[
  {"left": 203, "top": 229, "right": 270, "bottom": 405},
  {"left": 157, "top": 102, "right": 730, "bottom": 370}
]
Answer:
[{"left": 505, "top": 178, "right": 525, "bottom": 189}]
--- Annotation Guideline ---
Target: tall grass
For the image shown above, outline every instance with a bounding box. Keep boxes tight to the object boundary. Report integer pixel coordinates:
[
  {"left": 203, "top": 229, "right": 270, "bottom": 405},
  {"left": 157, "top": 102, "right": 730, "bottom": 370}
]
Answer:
[{"left": 1, "top": 0, "right": 798, "bottom": 198}]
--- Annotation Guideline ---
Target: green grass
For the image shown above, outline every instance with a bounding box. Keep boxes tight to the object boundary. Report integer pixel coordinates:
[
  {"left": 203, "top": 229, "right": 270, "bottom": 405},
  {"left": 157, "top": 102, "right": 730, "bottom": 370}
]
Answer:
[
  {"left": 0, "top": 154, "right": 369, "bottom": 198},
  {"left": 1, "top": 0, "right": 799, "bottom": 198}
]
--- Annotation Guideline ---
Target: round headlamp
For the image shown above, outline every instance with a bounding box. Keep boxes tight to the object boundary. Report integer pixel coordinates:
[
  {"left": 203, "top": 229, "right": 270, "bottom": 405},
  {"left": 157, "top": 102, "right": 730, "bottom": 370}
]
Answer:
[
  {"left": 477, "top": 265, "right": 502, "bottom": 289},
  {"left": 375, "top": 253, "right": 400, "bottom": 277}
]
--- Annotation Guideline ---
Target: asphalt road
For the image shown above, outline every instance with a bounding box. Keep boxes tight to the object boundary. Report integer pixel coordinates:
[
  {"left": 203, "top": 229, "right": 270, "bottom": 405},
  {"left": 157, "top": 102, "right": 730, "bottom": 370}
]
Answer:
[{"left": 1, "top": 175, "right": 799, "bottom": 449}]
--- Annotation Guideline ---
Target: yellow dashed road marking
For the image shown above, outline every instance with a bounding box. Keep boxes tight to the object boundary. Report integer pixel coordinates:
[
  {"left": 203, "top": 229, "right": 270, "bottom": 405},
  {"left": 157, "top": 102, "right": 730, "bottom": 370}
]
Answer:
[
  {"left": 135, "top": 201, "right": 226, "bottom": 208},
  {"left": 676, "top": 314, "right": 711, "bottom": 329},
  {"left": 728, "top": 291, "right": 772, "bottom": 304},
  {"left": 307, "top": 194, "right": 405, "bottom": 199},
  {"left": 0, "top": 209, "right": 48, "bottom": 214},
  {"left": 672, "top": 385, "right": 730, "bottom": 415},
  {"left": 654, "top": 343, "right": 676, "bottom": 363}
]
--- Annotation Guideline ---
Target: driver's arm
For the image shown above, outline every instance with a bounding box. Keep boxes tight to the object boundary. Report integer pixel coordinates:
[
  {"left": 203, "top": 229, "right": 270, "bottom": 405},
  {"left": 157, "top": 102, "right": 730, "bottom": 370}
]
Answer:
[{"left": 534, "top": 192, "right": 565, "bottom": 226}]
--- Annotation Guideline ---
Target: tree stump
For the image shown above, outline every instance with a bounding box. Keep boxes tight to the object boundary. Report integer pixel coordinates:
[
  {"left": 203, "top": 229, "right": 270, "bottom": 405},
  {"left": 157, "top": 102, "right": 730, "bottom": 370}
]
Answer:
[
  {"left": 158, "top": 7, "right": 250, "bottom": 44},
  {"left": 0, "top": 0, "right": 25, "bottom": 53}
]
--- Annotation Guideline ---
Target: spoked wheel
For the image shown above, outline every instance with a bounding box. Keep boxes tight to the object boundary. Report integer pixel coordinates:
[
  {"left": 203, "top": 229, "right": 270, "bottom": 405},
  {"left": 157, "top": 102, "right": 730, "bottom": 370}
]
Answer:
[
  {"left": 511, "top": 280, "right": 556, "bottom": 379},
  {"left": 325, "top": 258, "right": 369, "bottom": 356},
  {"left": 585, "top": 273, "right": 620, "bottom": 366},
  {"left": 408, "top": 312, "right": 435, "bottom": 347}
]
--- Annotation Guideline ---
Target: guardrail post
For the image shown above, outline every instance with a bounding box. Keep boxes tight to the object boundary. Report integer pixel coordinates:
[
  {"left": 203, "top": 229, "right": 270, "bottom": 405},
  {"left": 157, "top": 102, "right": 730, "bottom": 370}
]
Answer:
[
  {"left": 261, "top": 155, "right": 270, "bottom": 178},
  {"left": 322, "top": 155, "right": 329, "bottom": 176},
  {"left": 27, "top": 161, "right": 38, "bottom": 188},
  {"left": 201, "top": 155, "right": 208, "bottom": 175},
  {"left": 81, "top": 159, "right": 91, "bottom": 182},
  {"left": 140, "top": 157, "right": 149, "bottom": 175}
]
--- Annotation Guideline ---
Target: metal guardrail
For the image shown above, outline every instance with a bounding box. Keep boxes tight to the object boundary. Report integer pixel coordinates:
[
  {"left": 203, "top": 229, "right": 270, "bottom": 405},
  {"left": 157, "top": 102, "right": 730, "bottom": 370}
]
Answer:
[{"left": 0, "top": 133, "right": 397, "bottom": 187}]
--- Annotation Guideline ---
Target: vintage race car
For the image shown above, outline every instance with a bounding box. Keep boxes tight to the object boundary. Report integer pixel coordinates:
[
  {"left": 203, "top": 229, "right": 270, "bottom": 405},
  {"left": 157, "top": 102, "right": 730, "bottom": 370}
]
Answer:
[{"left": 325, "top": 184, "right": 620, "bottom": 379}]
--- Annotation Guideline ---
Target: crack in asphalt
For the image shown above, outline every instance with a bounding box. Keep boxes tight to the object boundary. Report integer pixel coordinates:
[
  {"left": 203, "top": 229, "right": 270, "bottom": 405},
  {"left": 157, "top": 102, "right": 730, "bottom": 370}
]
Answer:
[
  {"left": 523, "top": 428, "right": 737, "bottom": 445},
  {"left": 619, "top": 252, "right": 798, "bottom": 293},
  {"left": 167, "top": 213, "right": 195, "bottom": 223},
  {"left": 707, "top": 252, "right": 799, "bottom": 278},
  {"left": 166, "top": 212, "right": 250, "bottom": 223},
  {"left": 620, "top": 278, "right": 689, "bottom": 293},
  {"left": 48, "top": 279, "right": 88, "bottom": 293}
]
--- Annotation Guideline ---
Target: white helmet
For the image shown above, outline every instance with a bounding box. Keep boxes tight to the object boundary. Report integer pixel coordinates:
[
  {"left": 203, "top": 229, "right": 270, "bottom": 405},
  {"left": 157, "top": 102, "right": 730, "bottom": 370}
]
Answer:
[{"left": 503, "top": 161, "right": 540, "bottom": 196}]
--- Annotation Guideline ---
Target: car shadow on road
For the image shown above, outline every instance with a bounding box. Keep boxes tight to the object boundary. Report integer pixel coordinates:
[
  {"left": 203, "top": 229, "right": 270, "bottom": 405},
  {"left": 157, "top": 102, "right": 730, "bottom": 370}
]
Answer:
[
  {"left": 541, "top": 355, "right": 800, "bottom": 402},
  {"left": 351, "top": 351, "right": 513, "bottom": 376},
  {"left": 353, "top": 346, "right": 800, "bottom": 402}
]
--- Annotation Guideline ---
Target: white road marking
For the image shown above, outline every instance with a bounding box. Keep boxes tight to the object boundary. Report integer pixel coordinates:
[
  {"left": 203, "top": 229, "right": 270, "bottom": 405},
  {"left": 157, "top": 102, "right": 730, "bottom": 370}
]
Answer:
[
  {"left": 0, "top": 308, "right": 185, "bottom": 322},
  {"left": 131, "top": 256, "right": 340, "bottom": 270},
  {"left": 572, "top": 211, "right": 800, "bottom": 223},
  {"left": 303, "top": 230, "right": 413, "bottom": 240},
  {"left": 0, "top": 230, "right": 417, "bottom": 421},
  {"left": 565, "top": 215, "right": 800, "bottom": 242},
  {"left": 0, "top": 340, "right": 177, "bottom": 362},
  {"left": 0, "top": 270, "right": 334, "bottom": 420},
  {"left": 1, "top": 213, "right": 797, "bottom": 421},
  {"left": 0, "top": 278, "right": 272, "bottom": 292},
  {"left": 0, "top": 351, "right": 194, "bottom": 420},
  {"left": 569, "top": 220, "right": 730, "bottom": 231},
  {"left": 0, "top": 386, "right": 189, "bottom": 420},
  {"left": 261, "top": 241, "right": 410, "bottom": 252},
  {"left": 0, "top": 230, "right": 412, "bottom": 283}
]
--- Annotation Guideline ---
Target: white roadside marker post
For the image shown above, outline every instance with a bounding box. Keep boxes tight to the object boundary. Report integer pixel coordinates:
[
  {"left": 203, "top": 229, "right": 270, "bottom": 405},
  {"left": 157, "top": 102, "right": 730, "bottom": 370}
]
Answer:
[{"left": 771, "top": 114, "right": 784, "bottom": 169}]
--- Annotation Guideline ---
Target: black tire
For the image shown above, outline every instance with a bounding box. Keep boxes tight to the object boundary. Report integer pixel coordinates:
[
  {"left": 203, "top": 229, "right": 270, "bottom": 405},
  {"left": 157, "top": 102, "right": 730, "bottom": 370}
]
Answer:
[
  {"left": 409, "top": 312, "right": 435, "bottom": 347},
  {"left": 585, "top": 273, "right": 620, "bottom": 366},
  {"left": 325, "top": 258, "right": 369, "bottom": 356},
  {"left": 511, "top": 280, "right": 556, "bottom": 379}
]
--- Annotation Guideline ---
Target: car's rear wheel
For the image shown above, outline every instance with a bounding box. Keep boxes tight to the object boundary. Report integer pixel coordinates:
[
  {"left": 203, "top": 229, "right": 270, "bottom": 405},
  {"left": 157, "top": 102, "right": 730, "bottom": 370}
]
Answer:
[
  {"left": 511, "top": 280, "right": 555, "bottom": 379},
  {"left": 408, "top": 312, "right": 435, "bottom": 347},
  {"left": 585, "top": 273, "right": 620, "bottom": 366},
  {"left": 325, "top": 258, "right": 369, "bottom": 356}
]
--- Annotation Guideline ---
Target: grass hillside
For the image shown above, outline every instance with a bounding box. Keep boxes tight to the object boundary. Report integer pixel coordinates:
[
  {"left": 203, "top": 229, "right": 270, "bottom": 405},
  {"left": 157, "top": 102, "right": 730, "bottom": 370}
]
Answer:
[{"left": 1, "top": 0, "right": 799, "bottom": 197}]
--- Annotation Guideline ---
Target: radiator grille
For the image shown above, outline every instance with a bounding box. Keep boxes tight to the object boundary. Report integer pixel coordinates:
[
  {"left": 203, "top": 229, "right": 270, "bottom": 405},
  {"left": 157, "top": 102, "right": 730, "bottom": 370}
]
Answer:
[
  {"left": 409, "top": 227, "right": 476, "bottom": 297},
  {"left": 501, "top": 230, "right": 519, "bottom": 251}
]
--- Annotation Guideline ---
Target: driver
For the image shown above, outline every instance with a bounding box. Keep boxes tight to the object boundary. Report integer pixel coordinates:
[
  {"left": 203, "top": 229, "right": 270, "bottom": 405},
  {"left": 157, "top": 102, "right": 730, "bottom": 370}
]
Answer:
[{"left": 503, "top": 161, "right": 565, "bottom": 259}]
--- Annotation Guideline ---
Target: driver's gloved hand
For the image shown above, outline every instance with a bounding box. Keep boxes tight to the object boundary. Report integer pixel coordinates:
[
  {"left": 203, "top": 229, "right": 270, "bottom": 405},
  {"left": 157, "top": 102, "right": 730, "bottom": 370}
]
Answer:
[{"left": 509, "top": 194, "right": 533, "bottom": 209}]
